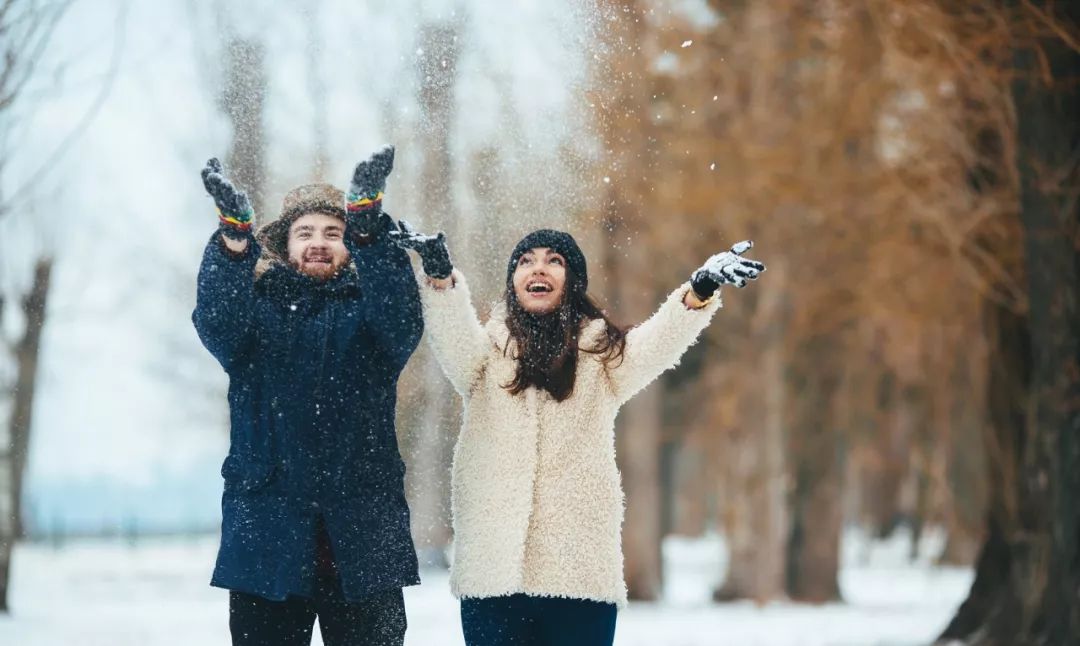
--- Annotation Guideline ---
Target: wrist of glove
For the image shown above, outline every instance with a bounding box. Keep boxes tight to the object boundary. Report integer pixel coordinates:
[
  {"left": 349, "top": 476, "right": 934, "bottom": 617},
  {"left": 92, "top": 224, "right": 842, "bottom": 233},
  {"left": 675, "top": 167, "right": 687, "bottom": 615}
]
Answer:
[
  {"left": 690, "top": 272, "right": 721, "bottom": 301},
  {"left": 218, "top": 209, "right": 255, "bottom": 241},
  {"left": 345, "top": 209, "right": 393, "bottom": 242},
  {"left": 387, "top": 221, "right": 454, "bottom": 279}
]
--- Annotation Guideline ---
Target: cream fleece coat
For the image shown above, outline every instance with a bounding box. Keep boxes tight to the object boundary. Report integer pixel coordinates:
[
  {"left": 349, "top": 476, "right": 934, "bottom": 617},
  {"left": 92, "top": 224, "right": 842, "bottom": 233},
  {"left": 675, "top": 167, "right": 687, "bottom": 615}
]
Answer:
[{"left": 416, "top": 270, "right": 722, "bottom": 608}]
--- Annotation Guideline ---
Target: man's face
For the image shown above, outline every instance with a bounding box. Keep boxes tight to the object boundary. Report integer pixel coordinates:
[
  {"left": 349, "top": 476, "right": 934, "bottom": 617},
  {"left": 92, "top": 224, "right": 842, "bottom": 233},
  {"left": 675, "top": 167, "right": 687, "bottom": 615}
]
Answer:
[{"left": 287, "top": 212, "right": 349, "bottom": 281}]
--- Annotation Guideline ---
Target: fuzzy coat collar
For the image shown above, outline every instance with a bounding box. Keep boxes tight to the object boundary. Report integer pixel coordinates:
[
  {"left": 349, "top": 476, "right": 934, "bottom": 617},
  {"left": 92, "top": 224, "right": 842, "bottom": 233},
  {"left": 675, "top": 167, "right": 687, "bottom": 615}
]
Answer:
[{"left": 253, "top": 254, "right": 360, "bottom": 308}]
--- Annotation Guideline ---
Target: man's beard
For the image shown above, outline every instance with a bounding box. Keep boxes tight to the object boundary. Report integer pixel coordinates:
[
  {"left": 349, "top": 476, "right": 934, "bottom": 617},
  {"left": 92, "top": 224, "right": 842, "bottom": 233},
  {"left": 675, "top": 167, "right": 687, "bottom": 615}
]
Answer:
[{"left": 291, "top": 253, "right": 340, "bottom": 280}]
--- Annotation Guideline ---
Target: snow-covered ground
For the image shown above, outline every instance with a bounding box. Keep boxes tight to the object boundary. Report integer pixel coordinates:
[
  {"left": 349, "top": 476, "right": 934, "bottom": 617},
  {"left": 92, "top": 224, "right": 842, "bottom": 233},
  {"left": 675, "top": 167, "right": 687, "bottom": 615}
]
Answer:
[{"left": 1, "top": 529, "right": 969, "bottom": 646}]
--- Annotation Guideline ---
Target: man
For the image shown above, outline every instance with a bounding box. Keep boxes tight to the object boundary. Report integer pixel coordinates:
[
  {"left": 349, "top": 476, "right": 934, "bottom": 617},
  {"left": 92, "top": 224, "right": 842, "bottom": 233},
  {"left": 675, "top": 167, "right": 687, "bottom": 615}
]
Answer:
[{"left": 193, "top": 147, "right": 422, "bottom": 646}]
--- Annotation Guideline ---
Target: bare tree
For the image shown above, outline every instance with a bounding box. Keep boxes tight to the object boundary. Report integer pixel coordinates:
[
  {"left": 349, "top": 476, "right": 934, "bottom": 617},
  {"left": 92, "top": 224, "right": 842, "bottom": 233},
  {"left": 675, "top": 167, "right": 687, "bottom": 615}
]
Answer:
[
  {"left": 0, "top": 0, "right": 69, "bottom": 218},
  {"left": 0, "top": 0, "right": 81, "bottom": 614}
]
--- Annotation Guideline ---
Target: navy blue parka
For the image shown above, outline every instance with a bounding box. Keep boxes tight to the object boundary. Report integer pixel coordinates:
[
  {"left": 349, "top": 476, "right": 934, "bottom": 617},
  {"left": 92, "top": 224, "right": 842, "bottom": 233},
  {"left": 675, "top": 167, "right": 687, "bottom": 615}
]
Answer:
[{"left": 193, "top": 230, "right": 423, "bottom": 602}]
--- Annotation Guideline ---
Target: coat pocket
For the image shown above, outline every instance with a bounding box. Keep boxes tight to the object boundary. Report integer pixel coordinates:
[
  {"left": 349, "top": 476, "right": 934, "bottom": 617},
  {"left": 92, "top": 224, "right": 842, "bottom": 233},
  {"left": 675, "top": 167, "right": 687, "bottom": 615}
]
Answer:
[{"left": 221, "top": 455, "right": 278, "bottom": 492}]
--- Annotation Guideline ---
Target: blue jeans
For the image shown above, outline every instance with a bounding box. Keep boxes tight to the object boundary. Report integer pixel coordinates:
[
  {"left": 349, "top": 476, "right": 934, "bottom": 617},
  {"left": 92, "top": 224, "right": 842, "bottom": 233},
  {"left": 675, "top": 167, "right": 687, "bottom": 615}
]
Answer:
[{"left": 461, "top": 593, "right": 617, "bottom": 646}]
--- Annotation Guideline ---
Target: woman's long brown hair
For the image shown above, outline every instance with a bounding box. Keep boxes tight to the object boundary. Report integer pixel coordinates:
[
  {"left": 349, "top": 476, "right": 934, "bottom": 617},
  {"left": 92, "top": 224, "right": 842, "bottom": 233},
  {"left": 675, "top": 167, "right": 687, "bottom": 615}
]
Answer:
[{"left": 501, "top": 269, "right": 626, "bottom": 402}]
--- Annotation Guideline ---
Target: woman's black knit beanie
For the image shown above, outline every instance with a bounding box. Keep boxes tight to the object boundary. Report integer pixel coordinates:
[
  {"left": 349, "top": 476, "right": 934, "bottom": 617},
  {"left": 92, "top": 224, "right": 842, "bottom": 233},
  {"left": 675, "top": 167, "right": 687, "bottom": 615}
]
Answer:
[{"left": 506, "top": 229, "right": 588, "bottom": 292}]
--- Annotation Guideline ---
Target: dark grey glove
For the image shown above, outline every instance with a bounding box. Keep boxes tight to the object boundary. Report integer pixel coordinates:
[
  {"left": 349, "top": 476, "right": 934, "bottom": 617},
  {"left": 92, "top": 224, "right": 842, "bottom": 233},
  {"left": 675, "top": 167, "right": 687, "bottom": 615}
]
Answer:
[
  {"left": 200, "top": 159, "right": 254, "bottom": 243},
  {"left": 201, "top": 158, "right": 255, "bottom": 240},
  {"left": 346, "top": 145, "right": 395, "bottom": 238},
  {"left": 690, "top": 240, "right": 765, "bottom": 299},
  {"left": 387, "top": 220, "right": 453, "bottom": 279}
]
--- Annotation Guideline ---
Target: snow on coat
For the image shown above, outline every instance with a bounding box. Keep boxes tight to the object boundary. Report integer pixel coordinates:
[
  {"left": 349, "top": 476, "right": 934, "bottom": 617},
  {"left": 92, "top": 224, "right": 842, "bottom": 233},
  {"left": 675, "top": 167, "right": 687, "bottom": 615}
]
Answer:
[
  {"left": 192, "top": 230, "right": 423, "bottom": 602},
  {"left": 416, "top": 269, "right": 722, "bottom": 608}
]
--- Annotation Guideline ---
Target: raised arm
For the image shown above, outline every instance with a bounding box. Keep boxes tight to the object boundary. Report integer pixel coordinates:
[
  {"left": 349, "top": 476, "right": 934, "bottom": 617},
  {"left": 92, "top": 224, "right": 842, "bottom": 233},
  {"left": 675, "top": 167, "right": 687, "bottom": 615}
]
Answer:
[
  {"left": 415, "top": 269, "right": 490, "bottom": 396},
  {"left": 607, "top": 284, "right": 721, "bottom": 405},
  {"left": 607, "top": 241, "right": 765, "bottom": 406},
  {"left": 341, "top": 145, "right": 425, "bottom": 376},
  {"left": 350, "top": 237, "right": 424, "bottom": 377},
  {"left": 192, "top": 231, "right": 260, "bottom": 372},
  {"left": 191, "top": 158, "right": 261, "bottom": 372},
  {"left": 389, "top": 222, "right": 489, "bottom": 396}
]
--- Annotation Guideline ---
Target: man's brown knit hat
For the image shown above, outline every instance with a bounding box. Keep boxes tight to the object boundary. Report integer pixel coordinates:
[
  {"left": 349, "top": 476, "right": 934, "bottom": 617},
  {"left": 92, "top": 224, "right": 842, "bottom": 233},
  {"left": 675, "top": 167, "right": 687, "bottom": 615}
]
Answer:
[{"left": 256, "top": 183, "right": 346, "bottom": 260}]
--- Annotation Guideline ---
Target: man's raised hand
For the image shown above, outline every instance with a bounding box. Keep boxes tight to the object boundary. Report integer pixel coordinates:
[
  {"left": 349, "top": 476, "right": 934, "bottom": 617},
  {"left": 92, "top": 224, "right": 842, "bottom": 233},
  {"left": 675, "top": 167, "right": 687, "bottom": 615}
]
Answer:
[
  {"left": 346, "top": 145, "right": 395, "bottom": 239},
  {"left": 201, "top": 158, "right": 255, "bottom": 241}
]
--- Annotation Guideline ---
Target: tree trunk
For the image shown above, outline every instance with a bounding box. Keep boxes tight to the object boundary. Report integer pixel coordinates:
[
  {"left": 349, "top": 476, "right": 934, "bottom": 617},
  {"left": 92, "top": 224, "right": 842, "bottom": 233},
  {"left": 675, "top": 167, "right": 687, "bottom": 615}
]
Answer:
[
  {"left": 618, "top": 377, "right": 664, "bottom": 600},
  {"left": 785, "top": 332, "right": 845, "bottom": 604},
  {"left": 938, "top": 333, "right": 988, "bottom": 567},
  {"left": 1, "top": 257, "right": 53, "bottom": 613},
  {"left": 904, "top": 382, "right": 933, "bottom": 562},
  {"left": 609, "top": 212, "right": 665, "bottom": 601},
  {"left": 938, "top": 301, "right": 1029, "bottom": 642},
  {"left": 408, "top": 20, "right": 462, "bottom": 569},
  {"left": 220, "top": 38, "right": 267, "bottom": 223},
  {"left": 940, "top": 4, "right": 1080, "bottom": 640},
  {"left": 714, "top": 258, "right": 789, "bottom": 603},
  {"left": 860, "top": 370, "right": 907, "bottom": 539},
  {"left": 1009, "top": 12, "right": 1080, "bottom": 637}
]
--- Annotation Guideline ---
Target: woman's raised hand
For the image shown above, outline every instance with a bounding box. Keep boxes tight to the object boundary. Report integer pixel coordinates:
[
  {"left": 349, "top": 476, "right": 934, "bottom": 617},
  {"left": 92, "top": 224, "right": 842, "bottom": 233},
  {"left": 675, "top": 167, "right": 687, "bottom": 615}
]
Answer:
[
  {"left": 690, "top": 240, "right": 766, "bottom": 300},
  {"left": 387, "top": 220, "right": 454, "bottom": 279}
]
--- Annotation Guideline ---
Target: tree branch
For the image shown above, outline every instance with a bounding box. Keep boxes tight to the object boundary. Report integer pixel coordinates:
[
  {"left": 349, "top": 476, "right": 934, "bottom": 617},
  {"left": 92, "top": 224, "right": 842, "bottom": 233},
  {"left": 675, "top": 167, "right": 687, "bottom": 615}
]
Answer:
[{"left": 0, "top": 1, "right": 123, "bottom": 218}]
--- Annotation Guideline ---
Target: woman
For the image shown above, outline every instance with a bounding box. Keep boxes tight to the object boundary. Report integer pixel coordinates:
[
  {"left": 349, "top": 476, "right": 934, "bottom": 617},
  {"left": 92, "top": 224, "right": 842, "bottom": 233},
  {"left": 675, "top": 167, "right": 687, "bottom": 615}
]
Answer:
[{"left": 391, "top": 225, "right": 764, "bottom": 646}]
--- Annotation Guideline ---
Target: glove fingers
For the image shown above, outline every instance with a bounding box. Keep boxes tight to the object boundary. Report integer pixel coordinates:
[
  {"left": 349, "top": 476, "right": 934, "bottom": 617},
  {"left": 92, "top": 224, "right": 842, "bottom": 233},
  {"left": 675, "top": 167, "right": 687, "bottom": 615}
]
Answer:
[
  {"left": 731, "top": 261, "right": 763, "bottom": 280},
  {"left": 203, "top": 173, "right": 228, "bottom": 200},
  {"left": 351, "top": 146, "right": 395, "bottom": 192},
  {"left": 730, "top": 240, "right": 753, "bottom": 255},
  {"left": 372, "top": 145, "right": 395, "bottom": 175},
  {"left": 720, "top": 265, "right": 743, "bottom": 284},
  {"left": 202, "top": 168, "right": 219, "bottom": 193}
]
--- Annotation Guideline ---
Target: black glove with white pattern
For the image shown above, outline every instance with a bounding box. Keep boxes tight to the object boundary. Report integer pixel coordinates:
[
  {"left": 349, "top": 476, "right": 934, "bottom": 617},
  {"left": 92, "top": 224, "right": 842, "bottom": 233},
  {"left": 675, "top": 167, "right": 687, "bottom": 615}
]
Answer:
[
  {"left": 387, "top": 220, "right": 454, "bottom": 279},
  {"left": 690, "top": 240, "right": 765, "bottom": 299}
]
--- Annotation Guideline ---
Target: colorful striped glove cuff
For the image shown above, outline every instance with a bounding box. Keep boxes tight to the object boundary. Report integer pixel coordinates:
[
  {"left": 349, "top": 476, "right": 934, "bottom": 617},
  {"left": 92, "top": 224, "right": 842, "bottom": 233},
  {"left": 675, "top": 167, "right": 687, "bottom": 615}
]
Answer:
[
  {"left": 346, "top": 191, "right": 384, "bottom": 215},
  {"left": 218, "top": 207, "right": 254, "bottom": 232}
]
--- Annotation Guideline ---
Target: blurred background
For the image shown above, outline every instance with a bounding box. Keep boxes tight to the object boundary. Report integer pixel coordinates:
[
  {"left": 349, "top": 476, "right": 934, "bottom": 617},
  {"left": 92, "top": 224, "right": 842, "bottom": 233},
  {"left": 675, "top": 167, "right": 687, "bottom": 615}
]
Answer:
[{"left": 1, "top": 0, "right": 1077, "bottom": 644}]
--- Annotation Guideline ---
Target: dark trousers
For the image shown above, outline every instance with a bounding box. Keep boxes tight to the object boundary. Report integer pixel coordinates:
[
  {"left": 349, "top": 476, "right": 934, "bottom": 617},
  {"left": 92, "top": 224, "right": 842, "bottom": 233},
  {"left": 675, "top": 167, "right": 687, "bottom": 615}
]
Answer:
[
  {"left": 460, "top": 593, "right": 617, "bottom": 646},
  {"left": 229, "top": 578, "right": 406, "bottom": 646}
]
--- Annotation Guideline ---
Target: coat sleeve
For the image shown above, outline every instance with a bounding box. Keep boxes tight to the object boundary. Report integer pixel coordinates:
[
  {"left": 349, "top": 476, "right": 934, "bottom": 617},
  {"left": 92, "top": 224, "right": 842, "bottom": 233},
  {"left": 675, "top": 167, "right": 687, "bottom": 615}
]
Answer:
[
  {"left": 192, "top": 231, "right": 260, "bottom": 373},
  {"left": 607, "top": 283, "right": 723, "bottom": 406},
  {"left": 415, "top": 269, "right": 490, "bottom": 397},
  {"left": 352, "top": 239, "right": 424, "bottom": 377}
]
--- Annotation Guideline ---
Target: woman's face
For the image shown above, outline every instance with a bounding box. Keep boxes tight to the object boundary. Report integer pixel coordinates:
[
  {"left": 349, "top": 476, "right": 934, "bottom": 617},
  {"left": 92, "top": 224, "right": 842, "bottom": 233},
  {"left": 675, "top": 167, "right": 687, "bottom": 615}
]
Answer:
[{"left": 512, "top": 247, "right": 567, "bottom": 314}]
